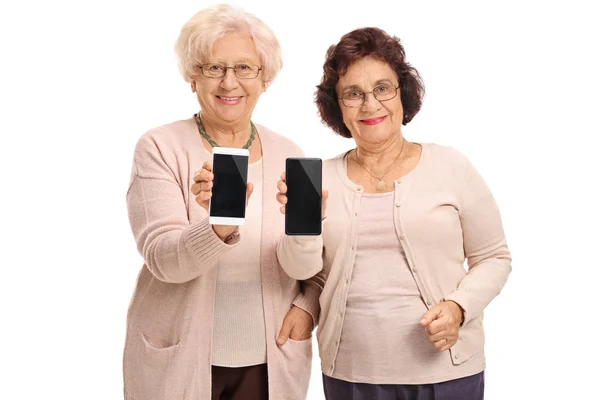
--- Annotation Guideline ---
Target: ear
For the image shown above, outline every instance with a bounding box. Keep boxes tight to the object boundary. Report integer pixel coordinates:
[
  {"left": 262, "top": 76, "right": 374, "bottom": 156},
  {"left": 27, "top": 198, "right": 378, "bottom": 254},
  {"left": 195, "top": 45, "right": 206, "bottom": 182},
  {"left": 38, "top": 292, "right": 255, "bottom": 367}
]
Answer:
[
  {"left": 261, "top": 80, "right": 268, "bottom": 93},
  {"left": 191, "top": 81, "right": 197, "bottom": 93}
]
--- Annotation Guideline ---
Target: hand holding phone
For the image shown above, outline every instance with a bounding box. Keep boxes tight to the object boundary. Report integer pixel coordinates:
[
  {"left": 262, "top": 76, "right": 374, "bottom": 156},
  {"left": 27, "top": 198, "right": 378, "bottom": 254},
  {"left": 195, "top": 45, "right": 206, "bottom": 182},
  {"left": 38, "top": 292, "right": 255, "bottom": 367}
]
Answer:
[
  {"left": 191, "top": 147, "right": 252, "bottom": 240},
  {"left": 281, "top": 158, "right": 323, "bottom": 235}
]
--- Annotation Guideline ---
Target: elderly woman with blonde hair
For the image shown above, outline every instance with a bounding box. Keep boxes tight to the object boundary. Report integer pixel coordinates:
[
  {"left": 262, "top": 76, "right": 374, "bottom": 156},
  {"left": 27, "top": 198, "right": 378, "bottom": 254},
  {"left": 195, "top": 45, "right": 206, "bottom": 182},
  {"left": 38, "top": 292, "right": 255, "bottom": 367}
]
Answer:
[{"left": 123, "top": 5, "right": 320, "bottom": 400}]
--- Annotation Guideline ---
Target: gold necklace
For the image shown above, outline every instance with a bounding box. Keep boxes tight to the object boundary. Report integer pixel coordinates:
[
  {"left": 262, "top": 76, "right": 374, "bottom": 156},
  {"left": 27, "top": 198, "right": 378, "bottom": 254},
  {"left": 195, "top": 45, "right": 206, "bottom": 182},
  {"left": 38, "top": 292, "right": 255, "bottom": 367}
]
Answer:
[{"left": 353, "top": 138, "right": 406, "bottom": 191}]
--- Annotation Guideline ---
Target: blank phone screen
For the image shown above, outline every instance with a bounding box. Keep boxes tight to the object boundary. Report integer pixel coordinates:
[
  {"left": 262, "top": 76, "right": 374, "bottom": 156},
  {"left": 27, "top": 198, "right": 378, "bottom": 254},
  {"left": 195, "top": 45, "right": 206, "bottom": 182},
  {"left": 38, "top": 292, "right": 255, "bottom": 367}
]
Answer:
[
  {"left": 285, "top": 158, "right": 322, "bottom": 235},
  {"left": 210, "top": 154, "right": 248, "bottom": 218}
]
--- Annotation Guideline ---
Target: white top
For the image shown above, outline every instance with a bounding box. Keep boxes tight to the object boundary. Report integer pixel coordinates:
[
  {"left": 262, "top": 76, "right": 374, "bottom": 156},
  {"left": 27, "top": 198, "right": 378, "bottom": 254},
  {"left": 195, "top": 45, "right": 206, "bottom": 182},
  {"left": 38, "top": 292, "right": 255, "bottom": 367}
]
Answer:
[{"left": 212, "top": 158, "right": 266, "bottom": 367}]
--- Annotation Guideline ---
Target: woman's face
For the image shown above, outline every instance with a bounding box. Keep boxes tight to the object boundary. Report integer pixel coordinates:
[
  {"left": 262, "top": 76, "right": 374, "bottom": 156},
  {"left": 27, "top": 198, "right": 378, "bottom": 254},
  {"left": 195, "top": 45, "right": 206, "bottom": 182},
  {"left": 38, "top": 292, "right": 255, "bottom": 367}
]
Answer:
[
  {"left": 192, "top": 33, "right": 265, "bottom": 125},
  {"left": 336, "top": 57, "right": 403, "bottom": 146}
]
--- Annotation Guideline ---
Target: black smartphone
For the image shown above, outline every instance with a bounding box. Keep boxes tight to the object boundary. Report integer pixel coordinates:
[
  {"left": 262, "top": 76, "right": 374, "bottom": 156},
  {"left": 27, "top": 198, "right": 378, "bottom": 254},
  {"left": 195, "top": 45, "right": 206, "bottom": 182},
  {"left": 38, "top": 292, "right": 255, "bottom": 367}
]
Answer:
[
  {"left": 209, "top": 147, "right": 249, "bottom": 226},
  {"left": 285, "top": 158, "right": 322, "bottom": 235}
]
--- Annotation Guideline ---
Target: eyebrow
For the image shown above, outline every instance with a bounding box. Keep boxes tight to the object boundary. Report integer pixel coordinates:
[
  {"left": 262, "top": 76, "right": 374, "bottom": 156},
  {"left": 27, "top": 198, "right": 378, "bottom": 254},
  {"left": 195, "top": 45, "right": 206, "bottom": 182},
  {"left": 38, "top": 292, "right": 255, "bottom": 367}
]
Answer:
[
  {"left": 207, "top": 58, "right": 258, "bottom": 65},
  {"left": 341, "top": 79, "right": 395, "bottom": 92}
]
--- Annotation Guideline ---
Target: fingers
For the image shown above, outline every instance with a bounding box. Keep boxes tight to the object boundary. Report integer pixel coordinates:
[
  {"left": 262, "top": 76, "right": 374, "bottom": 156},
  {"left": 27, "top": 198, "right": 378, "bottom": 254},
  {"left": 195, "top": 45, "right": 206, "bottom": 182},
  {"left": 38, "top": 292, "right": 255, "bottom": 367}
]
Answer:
[
  {"left": 276, "top": 192, "right": 288, "bottom": 206},
  {"left": 194, "top": 191, "right": 212, "bottom": 210},
  {"left": 433, "top": 336, "right": 457, "bottom": 352},
  {"left": 277, "top": 179, "right": 288, "bottom": 195},
  {"left": 193, "top": 162, "right": 213, "bottom": 183},
  {"left": 428, "top": 329, "right": 450, "bottom": 343},
  {"left": 191, "top": 164, "right": 214, "bottom": 212},
  {"left": 276, "top": 172, "right": 288, "bottom": 212},
  {"left": 191, "top": 180, "right": 213, "bottom": 195},
  {"left": 426, "top": 318, "right": 446, "bottom": 335},
  {"left": 420, "top": 306, "right": 442, "bottom": 327},
  {"left": 276, "top": 315, "right": 294, "bottom": 346}
]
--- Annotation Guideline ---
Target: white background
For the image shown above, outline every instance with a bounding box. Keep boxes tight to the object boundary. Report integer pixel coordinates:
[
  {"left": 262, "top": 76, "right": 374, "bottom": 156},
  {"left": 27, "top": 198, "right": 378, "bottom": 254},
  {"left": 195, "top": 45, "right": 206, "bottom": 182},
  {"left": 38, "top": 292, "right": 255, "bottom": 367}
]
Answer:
[{"left": 1, "top": 0, "right": 599, "bottom": 399}]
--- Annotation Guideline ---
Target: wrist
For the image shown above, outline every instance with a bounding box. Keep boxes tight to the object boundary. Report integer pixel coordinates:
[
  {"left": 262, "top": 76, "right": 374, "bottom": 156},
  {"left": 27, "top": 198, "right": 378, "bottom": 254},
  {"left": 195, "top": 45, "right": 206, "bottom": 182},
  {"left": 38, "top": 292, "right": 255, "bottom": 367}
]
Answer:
[
  {"left": 213, "top": 225, "right": 239, "bottom": 242},
  {"left": 447, "top": 300, "right": 465, "bottom": 325}
]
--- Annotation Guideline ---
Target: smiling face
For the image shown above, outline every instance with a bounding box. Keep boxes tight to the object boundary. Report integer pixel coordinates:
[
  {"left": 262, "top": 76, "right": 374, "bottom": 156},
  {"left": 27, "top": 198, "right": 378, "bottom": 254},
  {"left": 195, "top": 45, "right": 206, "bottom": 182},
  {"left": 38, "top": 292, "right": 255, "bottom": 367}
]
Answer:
[
  {"left": 192, "top": 32, "right": 265, "bottom": 126},
  {"left": 336, "top": 57, "right": 404, "bottom": 146}
]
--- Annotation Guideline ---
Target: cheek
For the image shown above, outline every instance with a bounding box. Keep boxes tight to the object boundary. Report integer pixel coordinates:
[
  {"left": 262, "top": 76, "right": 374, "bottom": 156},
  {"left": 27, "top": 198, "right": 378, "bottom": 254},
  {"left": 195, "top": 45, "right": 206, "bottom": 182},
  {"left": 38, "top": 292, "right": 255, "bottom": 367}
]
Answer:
[
  {"left": 340, "top": 108, "right": 356, "bottom": 127},
  {"left": 242, "top": 82, "right": 263, "bottom": 98}
]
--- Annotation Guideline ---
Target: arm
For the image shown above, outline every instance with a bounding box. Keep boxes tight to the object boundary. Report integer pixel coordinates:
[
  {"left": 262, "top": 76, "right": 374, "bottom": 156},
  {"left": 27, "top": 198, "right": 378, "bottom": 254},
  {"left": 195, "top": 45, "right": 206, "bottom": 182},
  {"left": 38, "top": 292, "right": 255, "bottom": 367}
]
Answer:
[
  {"left": 277, "top": 235, "right": 323, "bottom": 280},
  {"left": 443, "top": 157, "right": 512, "bottom": 325},
  {"left": 126, "top": 135, "right": 238, "bottom": 284},
  {"left": 291, "top": 271, "right": 326, "bottom": 326}
]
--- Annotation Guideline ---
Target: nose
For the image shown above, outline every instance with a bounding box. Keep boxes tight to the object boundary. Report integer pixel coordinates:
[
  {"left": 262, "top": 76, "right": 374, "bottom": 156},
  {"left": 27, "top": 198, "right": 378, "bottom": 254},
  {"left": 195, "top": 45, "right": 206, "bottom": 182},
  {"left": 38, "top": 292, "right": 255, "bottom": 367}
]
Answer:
[
  {"left": 361, "top": 92, "right": 382, "bottom": 112},
  {"left": 220, "top": 68, "right": 239, "bottom": 91}
]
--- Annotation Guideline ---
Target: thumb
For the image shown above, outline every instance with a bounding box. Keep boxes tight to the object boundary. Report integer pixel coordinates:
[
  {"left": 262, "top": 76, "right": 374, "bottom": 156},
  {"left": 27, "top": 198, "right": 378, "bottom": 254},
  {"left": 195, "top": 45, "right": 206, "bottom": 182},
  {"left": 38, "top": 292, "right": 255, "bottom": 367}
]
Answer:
[
  {"left": 420, "top": 305, "right": 442, "bottom": 327},
  {"left": 277, "top": 317, "right": 294, "bottom": 346}
]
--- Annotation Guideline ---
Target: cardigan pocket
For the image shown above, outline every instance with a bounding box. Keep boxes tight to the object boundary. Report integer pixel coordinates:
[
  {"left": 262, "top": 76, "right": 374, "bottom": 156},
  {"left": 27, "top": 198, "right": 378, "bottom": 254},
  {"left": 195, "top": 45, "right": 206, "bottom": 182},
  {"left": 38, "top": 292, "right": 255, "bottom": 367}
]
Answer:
[
  {"left": 279, "top": 337, "right": 313, "bottom": 399},
  {"left": 124, "top": 332, "right": 186, "bottom": 400},
  {"left": 142, "top": 332, "right": 181, "bottom": 351}
]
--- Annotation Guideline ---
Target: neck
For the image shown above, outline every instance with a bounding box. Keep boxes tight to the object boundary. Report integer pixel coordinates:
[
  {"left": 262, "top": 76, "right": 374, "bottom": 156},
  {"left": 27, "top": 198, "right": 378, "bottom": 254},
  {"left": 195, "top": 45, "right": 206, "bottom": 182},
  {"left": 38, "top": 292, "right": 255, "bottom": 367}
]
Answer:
[
  {"left": 200, "top": 113, "right": 252, "bottom": 148},
  {"left": 354, "top": 134, "right": 405, "bottom": 172}
]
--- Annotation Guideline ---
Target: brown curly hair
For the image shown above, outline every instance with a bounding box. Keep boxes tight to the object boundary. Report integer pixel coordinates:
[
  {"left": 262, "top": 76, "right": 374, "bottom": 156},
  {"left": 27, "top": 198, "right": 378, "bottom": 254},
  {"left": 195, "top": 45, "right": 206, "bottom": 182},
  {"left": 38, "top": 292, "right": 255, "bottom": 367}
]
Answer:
[{"left": 315, "top": 27, "right": 425, "bottom": 138}]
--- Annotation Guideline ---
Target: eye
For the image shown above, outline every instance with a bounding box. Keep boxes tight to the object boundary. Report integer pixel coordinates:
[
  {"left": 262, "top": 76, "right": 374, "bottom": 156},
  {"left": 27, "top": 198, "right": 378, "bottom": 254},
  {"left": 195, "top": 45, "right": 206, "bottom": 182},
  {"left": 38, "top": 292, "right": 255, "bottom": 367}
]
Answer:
[
  {"left": 237, "top": 64, "right": 251, "bottom": 70},
  {"left": 375, "top": 85, "right": 391, "bottom": 94},
  {"left": 207, "top": 64, "right": 222, "bottom": 71},
  {"left": 346, "top": 91, "right": 363, "bottom": 99}
]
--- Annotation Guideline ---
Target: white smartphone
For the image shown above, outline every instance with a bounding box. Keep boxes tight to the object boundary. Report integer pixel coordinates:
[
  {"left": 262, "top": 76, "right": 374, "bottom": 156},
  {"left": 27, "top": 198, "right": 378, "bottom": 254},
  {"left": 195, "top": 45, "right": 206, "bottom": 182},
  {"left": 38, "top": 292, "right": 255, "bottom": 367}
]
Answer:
[{"left": 209, "top": 147, "right": 250, "bottom": 226}]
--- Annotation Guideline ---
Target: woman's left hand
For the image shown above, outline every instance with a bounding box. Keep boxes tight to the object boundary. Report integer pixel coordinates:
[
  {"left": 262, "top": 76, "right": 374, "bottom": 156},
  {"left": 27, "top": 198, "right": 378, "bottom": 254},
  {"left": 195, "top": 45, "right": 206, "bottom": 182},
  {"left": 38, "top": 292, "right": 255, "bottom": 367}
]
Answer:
[
  {"left": 276, "top": 306, "right": 314, "bottom": 345},
  {"left": 419, "top": 301, "right": 464, "bottom": 352}
]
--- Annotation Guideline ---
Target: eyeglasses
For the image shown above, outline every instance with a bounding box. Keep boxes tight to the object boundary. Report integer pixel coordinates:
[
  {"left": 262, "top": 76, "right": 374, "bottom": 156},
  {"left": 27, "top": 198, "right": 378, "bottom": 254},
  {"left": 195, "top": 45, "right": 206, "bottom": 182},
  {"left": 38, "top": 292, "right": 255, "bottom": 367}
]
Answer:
[
  {"left": 197, "top": 63, "right": 263, "bottom": 79},
  {"left": 339, "top": 84, "right": 400, "bottom": 107}
]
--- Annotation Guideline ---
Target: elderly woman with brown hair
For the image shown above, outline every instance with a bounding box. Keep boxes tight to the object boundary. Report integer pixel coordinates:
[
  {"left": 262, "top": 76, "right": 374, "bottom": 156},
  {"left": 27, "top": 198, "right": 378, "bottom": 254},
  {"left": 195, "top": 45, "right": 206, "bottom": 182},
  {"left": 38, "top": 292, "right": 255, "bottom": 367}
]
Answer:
[
  {"left": 123, "top": 5, "right": 320, "bottom": 400},
  {"left": 276, "top": 27, "right": 511, "bottom": 400}
]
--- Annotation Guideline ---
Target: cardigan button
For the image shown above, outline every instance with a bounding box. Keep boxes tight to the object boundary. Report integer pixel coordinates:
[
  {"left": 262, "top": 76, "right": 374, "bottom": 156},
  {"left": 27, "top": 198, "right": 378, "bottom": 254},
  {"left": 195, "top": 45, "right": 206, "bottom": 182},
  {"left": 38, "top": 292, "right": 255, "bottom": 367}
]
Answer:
[{"left": 395, "top": 202, "right": 402, "bottom": 207}]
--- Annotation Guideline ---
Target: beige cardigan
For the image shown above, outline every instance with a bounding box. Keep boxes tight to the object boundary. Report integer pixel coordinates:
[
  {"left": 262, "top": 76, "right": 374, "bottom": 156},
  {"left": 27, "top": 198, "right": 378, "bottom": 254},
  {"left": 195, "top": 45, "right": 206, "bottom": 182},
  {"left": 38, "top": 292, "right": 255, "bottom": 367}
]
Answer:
[
  {"left": 278, "top": 143, "right": 512, "bottom": 379},
  {"left": 124, "top": 117, "right": 321, "bottom": 400}
]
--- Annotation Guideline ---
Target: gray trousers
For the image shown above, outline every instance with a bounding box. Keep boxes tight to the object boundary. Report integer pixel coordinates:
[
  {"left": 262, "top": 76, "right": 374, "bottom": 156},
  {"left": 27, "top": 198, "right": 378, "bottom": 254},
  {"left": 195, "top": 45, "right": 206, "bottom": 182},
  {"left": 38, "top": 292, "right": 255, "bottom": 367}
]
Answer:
[{"left": 322, "top": 371, "right": 484, "bottom": 400}]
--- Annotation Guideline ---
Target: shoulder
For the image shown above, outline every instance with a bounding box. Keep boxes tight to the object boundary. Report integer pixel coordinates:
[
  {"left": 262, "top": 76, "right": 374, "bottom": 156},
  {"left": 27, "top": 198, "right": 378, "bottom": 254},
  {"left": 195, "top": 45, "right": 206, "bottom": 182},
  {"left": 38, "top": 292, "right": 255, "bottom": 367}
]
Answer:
[
  {"left": 323, "top": 150, "right": 348, "bottom": 169},
  {"left": 424, "top": 142, "right": 468, "bottom": 163},
  {"left": 132, "top": 117, "right": 200, "bottom": 178},
  {"left": 134, "top": 117, "right": 197, "bottom": 156},
  {"left": 320, "top": 150, "right": 350, "bottom": 186},
  {"left": 421, "top": 142, "right": 471, "bottom": 173}
]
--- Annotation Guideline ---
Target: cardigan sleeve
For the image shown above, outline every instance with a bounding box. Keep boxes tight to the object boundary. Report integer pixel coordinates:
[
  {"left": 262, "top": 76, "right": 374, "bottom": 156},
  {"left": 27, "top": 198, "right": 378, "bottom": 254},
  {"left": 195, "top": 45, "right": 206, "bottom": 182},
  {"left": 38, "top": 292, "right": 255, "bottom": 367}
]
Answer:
[
  {"left": 126, "top": 133, "right": 238, "bottom": 284},
  {"left": 444, "top": 156, "right": 512, "bottom": 324}
]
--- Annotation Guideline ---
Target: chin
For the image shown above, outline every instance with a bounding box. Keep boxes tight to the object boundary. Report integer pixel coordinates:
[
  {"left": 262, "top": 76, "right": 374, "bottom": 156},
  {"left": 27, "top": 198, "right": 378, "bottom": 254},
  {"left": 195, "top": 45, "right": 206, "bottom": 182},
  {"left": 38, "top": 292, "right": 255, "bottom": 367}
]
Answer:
[
  {"left": 214, "top": 107, "right": 246, "bottom": 122},
  {"left": 359, "top": 126, "right": 394, "bottom": 142}
]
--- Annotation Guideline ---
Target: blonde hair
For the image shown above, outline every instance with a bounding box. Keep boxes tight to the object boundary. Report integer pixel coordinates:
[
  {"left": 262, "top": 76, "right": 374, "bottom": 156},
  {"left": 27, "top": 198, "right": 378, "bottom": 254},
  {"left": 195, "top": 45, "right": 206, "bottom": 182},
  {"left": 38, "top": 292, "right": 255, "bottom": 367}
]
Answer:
[{"left": 174, "top": 4, "right": 282, "bottom": 86}]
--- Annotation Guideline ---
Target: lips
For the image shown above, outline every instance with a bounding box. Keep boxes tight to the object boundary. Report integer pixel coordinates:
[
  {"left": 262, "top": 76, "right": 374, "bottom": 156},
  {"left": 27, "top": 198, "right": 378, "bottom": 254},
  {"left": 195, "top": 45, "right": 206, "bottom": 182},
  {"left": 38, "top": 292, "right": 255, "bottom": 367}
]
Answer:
[
  {"left": 360, "top": 116, "right": 387, "bottom": 125},
  {"left": 216, "top": 95, "right": 242, "bottom": 105}
]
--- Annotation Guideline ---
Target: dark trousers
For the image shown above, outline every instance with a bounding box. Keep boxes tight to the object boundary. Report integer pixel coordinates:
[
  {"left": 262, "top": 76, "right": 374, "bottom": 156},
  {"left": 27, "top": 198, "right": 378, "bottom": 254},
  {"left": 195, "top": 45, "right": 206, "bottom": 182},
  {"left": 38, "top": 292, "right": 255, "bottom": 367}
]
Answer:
[
  {"left": 323, "top": 371, "right": 484, "bottom": 400},
  {"left": 211, "top": 364, "right": 268, "bottom": 400}
]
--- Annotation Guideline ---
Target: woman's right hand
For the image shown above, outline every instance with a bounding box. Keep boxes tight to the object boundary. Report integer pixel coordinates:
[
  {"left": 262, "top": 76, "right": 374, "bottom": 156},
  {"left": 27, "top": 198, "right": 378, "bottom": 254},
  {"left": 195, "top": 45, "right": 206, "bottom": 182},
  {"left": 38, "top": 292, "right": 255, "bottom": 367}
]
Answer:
[
  {"left": 191, "top": 161, "right": 253, "bottom": 241},
  {"left": 276, "top": 172, "right": 328, "bottom": 218}
]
